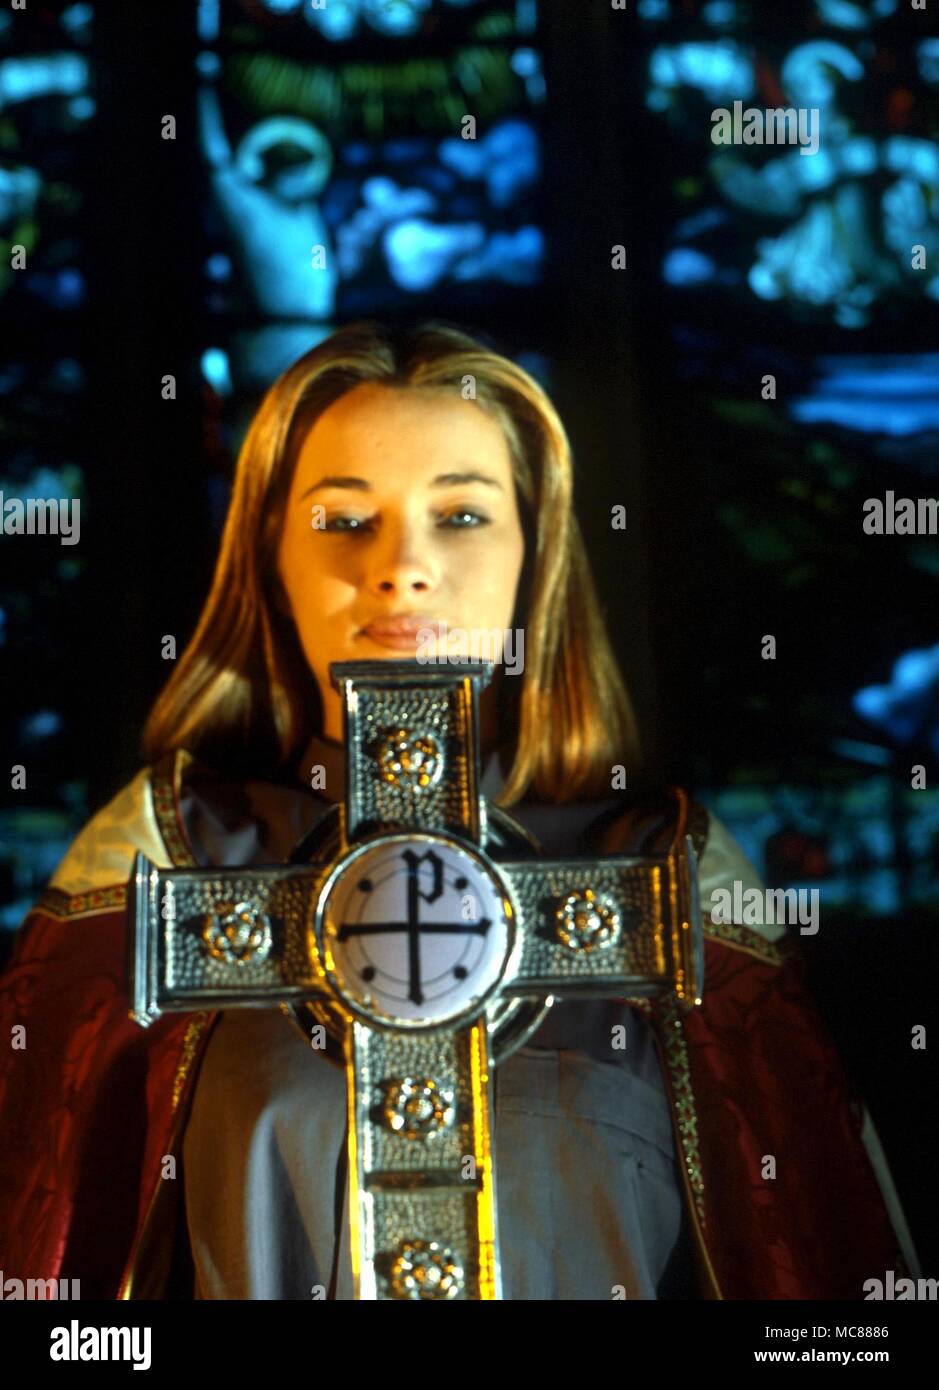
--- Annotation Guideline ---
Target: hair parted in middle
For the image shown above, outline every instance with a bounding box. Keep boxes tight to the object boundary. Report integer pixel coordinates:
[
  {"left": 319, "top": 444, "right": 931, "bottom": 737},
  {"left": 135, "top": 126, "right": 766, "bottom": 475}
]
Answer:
[{"left": 142, "top": 319, "right": 639, "bottom": 805}]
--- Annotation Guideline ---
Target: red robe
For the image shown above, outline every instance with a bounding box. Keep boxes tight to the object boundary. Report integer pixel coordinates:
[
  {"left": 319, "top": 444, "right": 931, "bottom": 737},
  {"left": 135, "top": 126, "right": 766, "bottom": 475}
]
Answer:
[{"left": 0, "top": 751, "right": 915, "bottom": 1299}]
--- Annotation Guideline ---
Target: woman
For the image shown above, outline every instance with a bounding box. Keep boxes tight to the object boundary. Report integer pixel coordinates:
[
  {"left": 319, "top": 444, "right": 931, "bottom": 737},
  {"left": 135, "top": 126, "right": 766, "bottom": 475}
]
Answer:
[{"left": 0, "top": 322, "right": 917, "bottom": 1301}]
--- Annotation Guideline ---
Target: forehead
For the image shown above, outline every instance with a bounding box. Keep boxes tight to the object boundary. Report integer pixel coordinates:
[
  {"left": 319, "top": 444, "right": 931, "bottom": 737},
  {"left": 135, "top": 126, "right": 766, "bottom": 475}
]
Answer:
[{"left": 291, "top": 383, "right": 513, "bottom": 482}]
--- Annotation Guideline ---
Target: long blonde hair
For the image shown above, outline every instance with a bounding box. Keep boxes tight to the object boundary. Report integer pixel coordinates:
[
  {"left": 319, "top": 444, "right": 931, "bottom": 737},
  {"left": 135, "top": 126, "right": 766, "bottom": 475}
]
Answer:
[{"left": 142, "top": 321, "right": 639, "bottom": 805}]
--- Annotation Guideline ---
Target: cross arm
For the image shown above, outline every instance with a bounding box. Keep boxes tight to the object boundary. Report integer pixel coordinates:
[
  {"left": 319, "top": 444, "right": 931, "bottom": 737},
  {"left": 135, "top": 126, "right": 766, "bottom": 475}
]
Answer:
[
  {"left": 498, "top": 835, "right": 703, "bottom": 1008},
  {"left": 127, "top": 853, "right": 331, "bottom": 1026}
]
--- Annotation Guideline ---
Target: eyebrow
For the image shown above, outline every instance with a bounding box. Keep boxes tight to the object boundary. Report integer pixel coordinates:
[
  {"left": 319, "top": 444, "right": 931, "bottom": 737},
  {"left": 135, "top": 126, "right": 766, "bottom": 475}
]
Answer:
[{"left": 298, "top": 471, "right": 504, "bottom": 500}]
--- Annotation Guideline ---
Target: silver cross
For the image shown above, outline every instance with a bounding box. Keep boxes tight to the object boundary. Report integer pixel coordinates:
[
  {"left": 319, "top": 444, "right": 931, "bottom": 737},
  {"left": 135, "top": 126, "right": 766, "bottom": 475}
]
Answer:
[{"left": 129, "top": 660, "right": 703, "bottom": 1300}]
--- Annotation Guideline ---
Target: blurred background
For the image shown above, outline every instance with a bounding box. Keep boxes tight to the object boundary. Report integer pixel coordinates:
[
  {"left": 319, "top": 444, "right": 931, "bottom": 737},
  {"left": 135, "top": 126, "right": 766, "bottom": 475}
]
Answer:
[{"left": 0, "top": 0, "right": 936, "bottom": 1264}]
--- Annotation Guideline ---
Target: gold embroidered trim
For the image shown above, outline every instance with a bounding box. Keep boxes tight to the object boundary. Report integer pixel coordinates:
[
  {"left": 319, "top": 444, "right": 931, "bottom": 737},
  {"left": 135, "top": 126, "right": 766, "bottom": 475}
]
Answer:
[
  {"left": 702, "top": 919, "right": 793, "bottom": 967},
  {"left": 150, "top": 749, "right": 197, "bottom": 869},
  {"left": 119, "top": 752, "right": 214, "bottom": 1299},
  {"left": 119, "top": 1008, "right": 215, "bottom": 1300},
  {"left": 171, "top": 1011, "right": 212, "bottom": 1111},
  {"left": 33, "top": 883, "right": 128, "bottom": 921},
  {"left": 627, "top": 995, "right": 723, "bottom": 1300},
  {"left": 622, "top": 996, "right": 705, "bottom": 1224},
  {"left": 651, "top": 994, "right": 706, "bottom": 1227}
]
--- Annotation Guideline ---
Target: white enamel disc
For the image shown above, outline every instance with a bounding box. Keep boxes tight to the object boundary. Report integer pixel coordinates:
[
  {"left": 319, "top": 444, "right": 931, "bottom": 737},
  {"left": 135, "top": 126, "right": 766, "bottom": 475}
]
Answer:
[{"left": 318, "top": 835, "right": 513, "bottom": 1027}]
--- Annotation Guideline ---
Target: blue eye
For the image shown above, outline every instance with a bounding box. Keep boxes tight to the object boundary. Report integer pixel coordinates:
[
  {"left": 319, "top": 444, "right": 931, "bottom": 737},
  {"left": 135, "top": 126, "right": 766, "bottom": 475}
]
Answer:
[
  {"left": 321, "top": 511, "right": 489, "bottom": 533},
  {"left": 323, "top": 516, "right": 373, "bottom": 532},
  {"left": 442, "top": 510, "right": 489, "bottom": 528}
]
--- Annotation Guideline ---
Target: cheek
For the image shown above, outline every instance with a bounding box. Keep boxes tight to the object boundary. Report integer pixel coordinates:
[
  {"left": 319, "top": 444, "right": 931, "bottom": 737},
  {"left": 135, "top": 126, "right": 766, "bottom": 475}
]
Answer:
[
  {"left": 451, "top": 526, "right": 524, "bottom": 619},
  {"left": 280, "top": 528, "right": 354, "bottom": 623},
  {"left": 295, "top": 578, "right": 356, "bottom": 638}
]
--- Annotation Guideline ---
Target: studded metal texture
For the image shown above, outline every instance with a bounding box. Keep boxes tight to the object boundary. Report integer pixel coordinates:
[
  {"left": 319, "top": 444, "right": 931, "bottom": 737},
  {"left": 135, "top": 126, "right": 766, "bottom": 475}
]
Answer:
[
  {"left": 136, "top": 863, "right": 328, "bottom": 1013},
  {"left": 357, "top": 1027, "right": 479, "bottom": 1172},
  {"left": 350, "top": 1020, "right": 498, "bottom": 1300},
  {"left": 333, "top": 662, "right": 489, "bottom": 843},
  {"left": 500, "top": 858, "right": 670, "bottom": 993}
]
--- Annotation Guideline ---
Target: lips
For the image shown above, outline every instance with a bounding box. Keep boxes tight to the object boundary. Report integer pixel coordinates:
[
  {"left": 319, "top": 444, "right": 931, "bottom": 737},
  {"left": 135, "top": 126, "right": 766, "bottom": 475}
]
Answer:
[{"left": 361, "top": 617, "right": 443, "bottom": 650}]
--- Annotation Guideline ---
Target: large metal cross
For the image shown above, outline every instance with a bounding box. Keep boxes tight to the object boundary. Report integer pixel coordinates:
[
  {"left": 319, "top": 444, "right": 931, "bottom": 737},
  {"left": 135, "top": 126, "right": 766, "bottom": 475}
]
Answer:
[{"left": 129, "top": 659, "right": 703, "bottom": 1301}]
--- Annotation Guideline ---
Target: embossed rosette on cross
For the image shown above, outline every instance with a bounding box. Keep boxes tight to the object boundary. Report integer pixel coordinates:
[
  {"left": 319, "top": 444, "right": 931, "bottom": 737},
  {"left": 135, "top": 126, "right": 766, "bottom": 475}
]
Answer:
[{"left": 129, "top": 660, "right": 703, "bottom": 1300}]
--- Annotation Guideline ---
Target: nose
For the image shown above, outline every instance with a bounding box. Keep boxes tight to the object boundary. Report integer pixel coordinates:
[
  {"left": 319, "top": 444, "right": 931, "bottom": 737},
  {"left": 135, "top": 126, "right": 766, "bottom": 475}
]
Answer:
[{"left": 365, "top": 516, "right": 438, "bottom": 599}]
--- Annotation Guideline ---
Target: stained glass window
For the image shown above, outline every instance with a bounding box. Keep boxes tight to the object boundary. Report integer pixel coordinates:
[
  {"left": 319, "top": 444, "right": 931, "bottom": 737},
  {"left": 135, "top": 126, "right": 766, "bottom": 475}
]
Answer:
[
  {"left": 195, "top": 0, "right": 548, "bottom": 498},
  {"left": 630, "top": 0, "right": 939, "bottom": 914},
  {"left": 0, "top": 1, "right": 94, "bottom": 932}
]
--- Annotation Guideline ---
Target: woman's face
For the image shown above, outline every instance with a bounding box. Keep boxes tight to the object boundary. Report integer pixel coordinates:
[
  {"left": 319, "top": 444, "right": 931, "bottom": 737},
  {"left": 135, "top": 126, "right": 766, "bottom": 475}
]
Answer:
[{"left": 276, "top": 382, "right": 526, "bottom": 741}]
